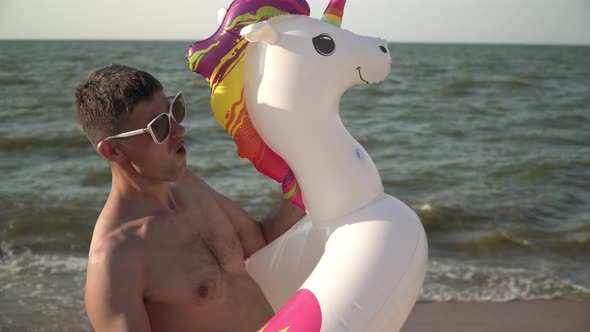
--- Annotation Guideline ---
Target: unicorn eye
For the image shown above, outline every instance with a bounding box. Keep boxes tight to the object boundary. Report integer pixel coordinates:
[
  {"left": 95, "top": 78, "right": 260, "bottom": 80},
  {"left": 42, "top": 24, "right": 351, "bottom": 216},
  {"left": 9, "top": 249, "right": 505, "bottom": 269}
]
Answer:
[{"left": 312, "top": 34, "right": 335, "bottom": 56}]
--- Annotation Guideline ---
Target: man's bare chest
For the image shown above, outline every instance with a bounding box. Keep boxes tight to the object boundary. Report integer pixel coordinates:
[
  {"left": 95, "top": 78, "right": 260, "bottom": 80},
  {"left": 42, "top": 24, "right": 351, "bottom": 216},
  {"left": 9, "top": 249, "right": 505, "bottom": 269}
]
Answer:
[{"left": 143, "top": 214, "right": 245, "bottom": 305}]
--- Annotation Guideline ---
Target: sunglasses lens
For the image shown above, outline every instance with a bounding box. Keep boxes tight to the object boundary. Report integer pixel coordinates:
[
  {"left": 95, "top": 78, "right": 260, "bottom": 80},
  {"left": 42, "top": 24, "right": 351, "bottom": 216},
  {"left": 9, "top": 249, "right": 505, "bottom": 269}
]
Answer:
[
  {"left": 150, "top": 114, "right": 170, "bottom": 143},
  {"left": 171, "top": 93, "right": 186, "bottom": 123}
]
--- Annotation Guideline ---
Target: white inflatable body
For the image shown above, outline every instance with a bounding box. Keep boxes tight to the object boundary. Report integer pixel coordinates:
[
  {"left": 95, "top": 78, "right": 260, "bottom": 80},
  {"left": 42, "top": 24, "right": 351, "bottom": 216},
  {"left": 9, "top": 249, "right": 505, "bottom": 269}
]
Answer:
[
  {"left": 187, "top": 0, "right": 428, "bottom": 330},
  {"left": 242, "top": 12, "right": 428, "bottom": 332}
]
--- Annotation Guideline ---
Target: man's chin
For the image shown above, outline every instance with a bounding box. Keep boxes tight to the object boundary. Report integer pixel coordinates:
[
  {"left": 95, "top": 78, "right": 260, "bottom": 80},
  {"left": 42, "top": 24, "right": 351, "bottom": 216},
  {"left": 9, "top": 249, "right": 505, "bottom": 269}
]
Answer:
[{"left": 169, "top": 162, "right": 188, "bottom": 183}]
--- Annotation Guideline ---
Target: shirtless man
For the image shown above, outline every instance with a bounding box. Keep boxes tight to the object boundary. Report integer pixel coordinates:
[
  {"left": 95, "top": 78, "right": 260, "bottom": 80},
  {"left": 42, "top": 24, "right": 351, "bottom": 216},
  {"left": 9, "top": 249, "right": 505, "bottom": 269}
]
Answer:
[{"left": 75, "top": 64, "right": 305, "bottom": 331}]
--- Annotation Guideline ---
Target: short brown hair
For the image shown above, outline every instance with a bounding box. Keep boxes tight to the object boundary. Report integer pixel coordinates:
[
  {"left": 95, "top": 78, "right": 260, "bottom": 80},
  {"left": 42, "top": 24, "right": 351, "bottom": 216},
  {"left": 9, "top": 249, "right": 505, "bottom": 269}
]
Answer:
[{"left": 74, "top": 64, "right": 163, "bottom": 146}]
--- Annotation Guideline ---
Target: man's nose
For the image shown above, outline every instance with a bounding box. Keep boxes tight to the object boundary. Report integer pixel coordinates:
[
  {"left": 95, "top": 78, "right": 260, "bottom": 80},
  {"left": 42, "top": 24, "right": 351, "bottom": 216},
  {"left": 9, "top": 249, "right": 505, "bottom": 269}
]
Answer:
[{"left": 170, "top": 119, "right": 186, "bottom": 139}]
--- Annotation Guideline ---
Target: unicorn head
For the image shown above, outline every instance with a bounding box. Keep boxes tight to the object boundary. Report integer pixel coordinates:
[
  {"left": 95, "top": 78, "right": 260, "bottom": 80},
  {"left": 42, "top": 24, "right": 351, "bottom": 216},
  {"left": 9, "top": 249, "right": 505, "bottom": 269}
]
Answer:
[
  {"left": 187, "top": 0, "right": 391, "bottom": 219},
  {"left": 241, "top": 0, "right": 391, "bottom": 116},
  {"left": 240, "top": 0, "right": 391, "bottom": 220}
]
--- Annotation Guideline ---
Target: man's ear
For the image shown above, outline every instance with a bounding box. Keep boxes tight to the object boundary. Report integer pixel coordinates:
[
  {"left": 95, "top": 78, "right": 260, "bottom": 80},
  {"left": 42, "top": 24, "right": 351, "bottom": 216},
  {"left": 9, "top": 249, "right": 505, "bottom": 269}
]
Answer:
[
  {"left": 96, "top": 140, "right": 125, "bottom": 162},
  {"left": 240, "top": 21, "right": 279, "bottom": 44}
]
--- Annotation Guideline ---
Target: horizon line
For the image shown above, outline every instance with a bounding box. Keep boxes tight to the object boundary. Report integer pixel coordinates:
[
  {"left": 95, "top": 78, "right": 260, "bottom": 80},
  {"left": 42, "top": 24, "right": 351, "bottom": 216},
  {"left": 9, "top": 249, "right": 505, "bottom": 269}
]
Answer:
[{"left": 1, "top": 38, "right": 589, "bottom": 48}]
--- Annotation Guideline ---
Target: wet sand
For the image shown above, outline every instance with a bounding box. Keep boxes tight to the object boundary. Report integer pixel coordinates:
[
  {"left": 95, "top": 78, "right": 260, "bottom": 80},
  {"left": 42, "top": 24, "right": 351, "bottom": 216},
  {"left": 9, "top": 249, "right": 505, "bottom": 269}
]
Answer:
[{"left": 401, "top": 300, "right": 590, "bottom": 332}]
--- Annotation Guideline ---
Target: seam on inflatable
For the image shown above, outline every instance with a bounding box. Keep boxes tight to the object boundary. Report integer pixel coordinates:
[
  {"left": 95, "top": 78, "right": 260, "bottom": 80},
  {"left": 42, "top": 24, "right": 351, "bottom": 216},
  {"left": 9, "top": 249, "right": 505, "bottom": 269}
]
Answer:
[{"left": 317, "top": 192, "right": 387, "bottom": 231}]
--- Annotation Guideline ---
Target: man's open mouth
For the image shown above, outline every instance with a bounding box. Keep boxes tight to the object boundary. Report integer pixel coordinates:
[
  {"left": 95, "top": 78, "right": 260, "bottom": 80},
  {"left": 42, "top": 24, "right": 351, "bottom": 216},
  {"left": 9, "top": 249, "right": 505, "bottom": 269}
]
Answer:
[{"left": 175, "top": 141, "right": 186, "bottom": 155}]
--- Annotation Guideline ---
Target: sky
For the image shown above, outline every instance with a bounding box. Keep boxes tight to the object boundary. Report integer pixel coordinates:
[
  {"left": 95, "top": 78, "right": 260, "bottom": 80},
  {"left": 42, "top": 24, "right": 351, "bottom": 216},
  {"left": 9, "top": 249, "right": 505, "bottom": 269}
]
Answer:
[{"left": 0, "top": 0, "right": 589, "bottom": 45}]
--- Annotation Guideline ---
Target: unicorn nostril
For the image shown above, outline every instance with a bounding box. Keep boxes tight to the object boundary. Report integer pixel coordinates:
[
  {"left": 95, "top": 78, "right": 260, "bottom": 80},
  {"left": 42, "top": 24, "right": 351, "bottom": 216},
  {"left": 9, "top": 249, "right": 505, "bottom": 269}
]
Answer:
[{"left": 379, "top": 46, "right": 388, "bottom": 53}]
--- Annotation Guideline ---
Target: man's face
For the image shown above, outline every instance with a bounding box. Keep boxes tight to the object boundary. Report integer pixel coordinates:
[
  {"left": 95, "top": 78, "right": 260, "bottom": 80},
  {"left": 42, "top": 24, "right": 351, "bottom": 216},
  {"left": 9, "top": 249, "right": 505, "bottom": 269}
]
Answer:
[{"left": 117, "top": 90, "right": 187, "bottom": 181}]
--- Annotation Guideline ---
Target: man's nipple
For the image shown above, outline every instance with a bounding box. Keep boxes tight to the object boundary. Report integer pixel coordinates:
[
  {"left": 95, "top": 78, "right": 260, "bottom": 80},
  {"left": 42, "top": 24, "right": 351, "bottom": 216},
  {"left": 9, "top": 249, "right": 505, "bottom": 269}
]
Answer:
[{"left": 195, "top": 285, "right": 209, "bottom": 298}]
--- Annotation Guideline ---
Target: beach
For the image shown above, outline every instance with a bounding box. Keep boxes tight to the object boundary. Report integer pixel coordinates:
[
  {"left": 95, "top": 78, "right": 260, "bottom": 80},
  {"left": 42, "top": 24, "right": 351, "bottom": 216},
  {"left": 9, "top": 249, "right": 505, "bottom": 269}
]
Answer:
[{"left": 403, "top": 300, "right": 590, "bottom": 332}]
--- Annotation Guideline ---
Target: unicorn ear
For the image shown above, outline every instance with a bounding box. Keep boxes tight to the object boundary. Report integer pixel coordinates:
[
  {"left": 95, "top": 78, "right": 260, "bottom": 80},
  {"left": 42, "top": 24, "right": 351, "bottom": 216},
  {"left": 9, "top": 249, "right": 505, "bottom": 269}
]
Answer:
[{"left": 240, "top": 21, "right": 279, "bottom": 45}]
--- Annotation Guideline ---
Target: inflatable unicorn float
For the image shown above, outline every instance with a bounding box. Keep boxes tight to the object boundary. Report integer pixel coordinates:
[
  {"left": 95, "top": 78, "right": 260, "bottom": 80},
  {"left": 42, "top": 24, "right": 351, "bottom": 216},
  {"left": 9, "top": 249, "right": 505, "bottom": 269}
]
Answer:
[{"left": 187, "top": 0, "right": 428, "bottom": 330}]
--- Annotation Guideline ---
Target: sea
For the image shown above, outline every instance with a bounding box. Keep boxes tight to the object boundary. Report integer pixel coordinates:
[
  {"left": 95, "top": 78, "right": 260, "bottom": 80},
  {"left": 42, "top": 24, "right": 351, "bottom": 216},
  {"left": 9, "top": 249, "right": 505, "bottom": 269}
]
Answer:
[{"left": 0, "top": 40, "right": 589, "bottom": 331}]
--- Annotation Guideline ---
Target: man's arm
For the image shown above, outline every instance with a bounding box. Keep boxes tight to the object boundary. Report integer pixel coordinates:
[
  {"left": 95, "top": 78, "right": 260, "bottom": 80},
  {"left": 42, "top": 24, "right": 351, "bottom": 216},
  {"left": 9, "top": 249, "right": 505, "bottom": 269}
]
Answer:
[
  {"left": 259, "top": 199, "right": 306, "bottom": 244},
  {"left": 85, "top": 240, "right": 150, "bottom": 332}
]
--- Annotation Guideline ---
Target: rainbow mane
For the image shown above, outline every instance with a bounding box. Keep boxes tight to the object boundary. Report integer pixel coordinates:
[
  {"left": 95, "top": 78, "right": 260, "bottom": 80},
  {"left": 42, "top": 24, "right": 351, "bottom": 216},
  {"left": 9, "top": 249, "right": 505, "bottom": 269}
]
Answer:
[{"left": 187, "top": 0, "right": 310, "bottom": 209}]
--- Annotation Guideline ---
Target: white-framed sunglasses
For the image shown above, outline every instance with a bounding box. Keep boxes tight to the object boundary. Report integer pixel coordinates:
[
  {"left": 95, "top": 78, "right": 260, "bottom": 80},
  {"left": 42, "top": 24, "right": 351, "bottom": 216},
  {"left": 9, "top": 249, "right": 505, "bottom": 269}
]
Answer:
[{"left": 101, "top": 91, "right": 186, "bottom": 145}]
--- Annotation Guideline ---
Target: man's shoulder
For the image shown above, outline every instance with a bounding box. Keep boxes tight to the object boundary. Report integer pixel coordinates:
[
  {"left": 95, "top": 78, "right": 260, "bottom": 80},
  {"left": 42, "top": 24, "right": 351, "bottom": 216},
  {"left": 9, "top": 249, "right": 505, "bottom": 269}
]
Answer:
[
  {"left": 176, "top": 168, "right": 234, "bottom": 209},
  {"left": 87, "top": 215, "right": 156, "bottom": 279},
  {"left": 87, "top": 230, "right": 144, "bottom": 276},
  {"left": 174, "top": 167, "right": 216, "bottom": 194},
  {"left": 96, "top": 194, "right": 164, "bottom": 244}
]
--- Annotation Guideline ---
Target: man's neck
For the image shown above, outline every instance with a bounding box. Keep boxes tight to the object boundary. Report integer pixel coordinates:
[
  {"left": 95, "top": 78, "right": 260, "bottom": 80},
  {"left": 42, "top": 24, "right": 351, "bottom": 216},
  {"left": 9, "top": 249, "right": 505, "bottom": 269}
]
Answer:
[{"left": 110, "top": 162, "right": 179, "bottom": 212}]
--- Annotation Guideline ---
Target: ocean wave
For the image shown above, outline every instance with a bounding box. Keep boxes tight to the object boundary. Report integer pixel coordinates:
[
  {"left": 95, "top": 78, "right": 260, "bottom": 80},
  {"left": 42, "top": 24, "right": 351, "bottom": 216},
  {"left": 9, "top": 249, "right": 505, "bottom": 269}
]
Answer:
[
  {"left": 1, "top": 245, "right": 587, "bottom": 327},
  {"left": 0, "top": 130, "right": 90, "bottom": 151},
  {"left": 434, "top": 230, "right": 534, "bottom": 252},
  {"left": 0, "top": 75, "right": 34, "bottom": 86},
  {"left": 415, "top": 203, "right": 489, "bottom": 232},
  {"left": 415, "top": 202, "right": 590, "bottom": 255},
  {"left": 421, "top": 259, "right": 590, "bottom": 302},
  {"left": 0, "top": 246, "right": 91, "bottom": 331},
  {"left": 0, "top": 243, "right": 86, "bottom": 276},
  {"left": 80, "top": 168, "right": 111, "bottom": 187},
  {"left": 356, "top": 84, "right": 395, "bottom": 98},
  {"left": 0, "top": 197, "right": 96, "bottom": 252},
  {"left": 413, "top": 64, "right": 449, "bottom": 77},
  {"left": 537, "top": 234, "right": 590, "bottom": 251},
  {"left": 489, "top": 157, "right": 590, "bottom": 179},
  {"left": 438, "top": 78, "right": 535, "bottom": 97}
]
